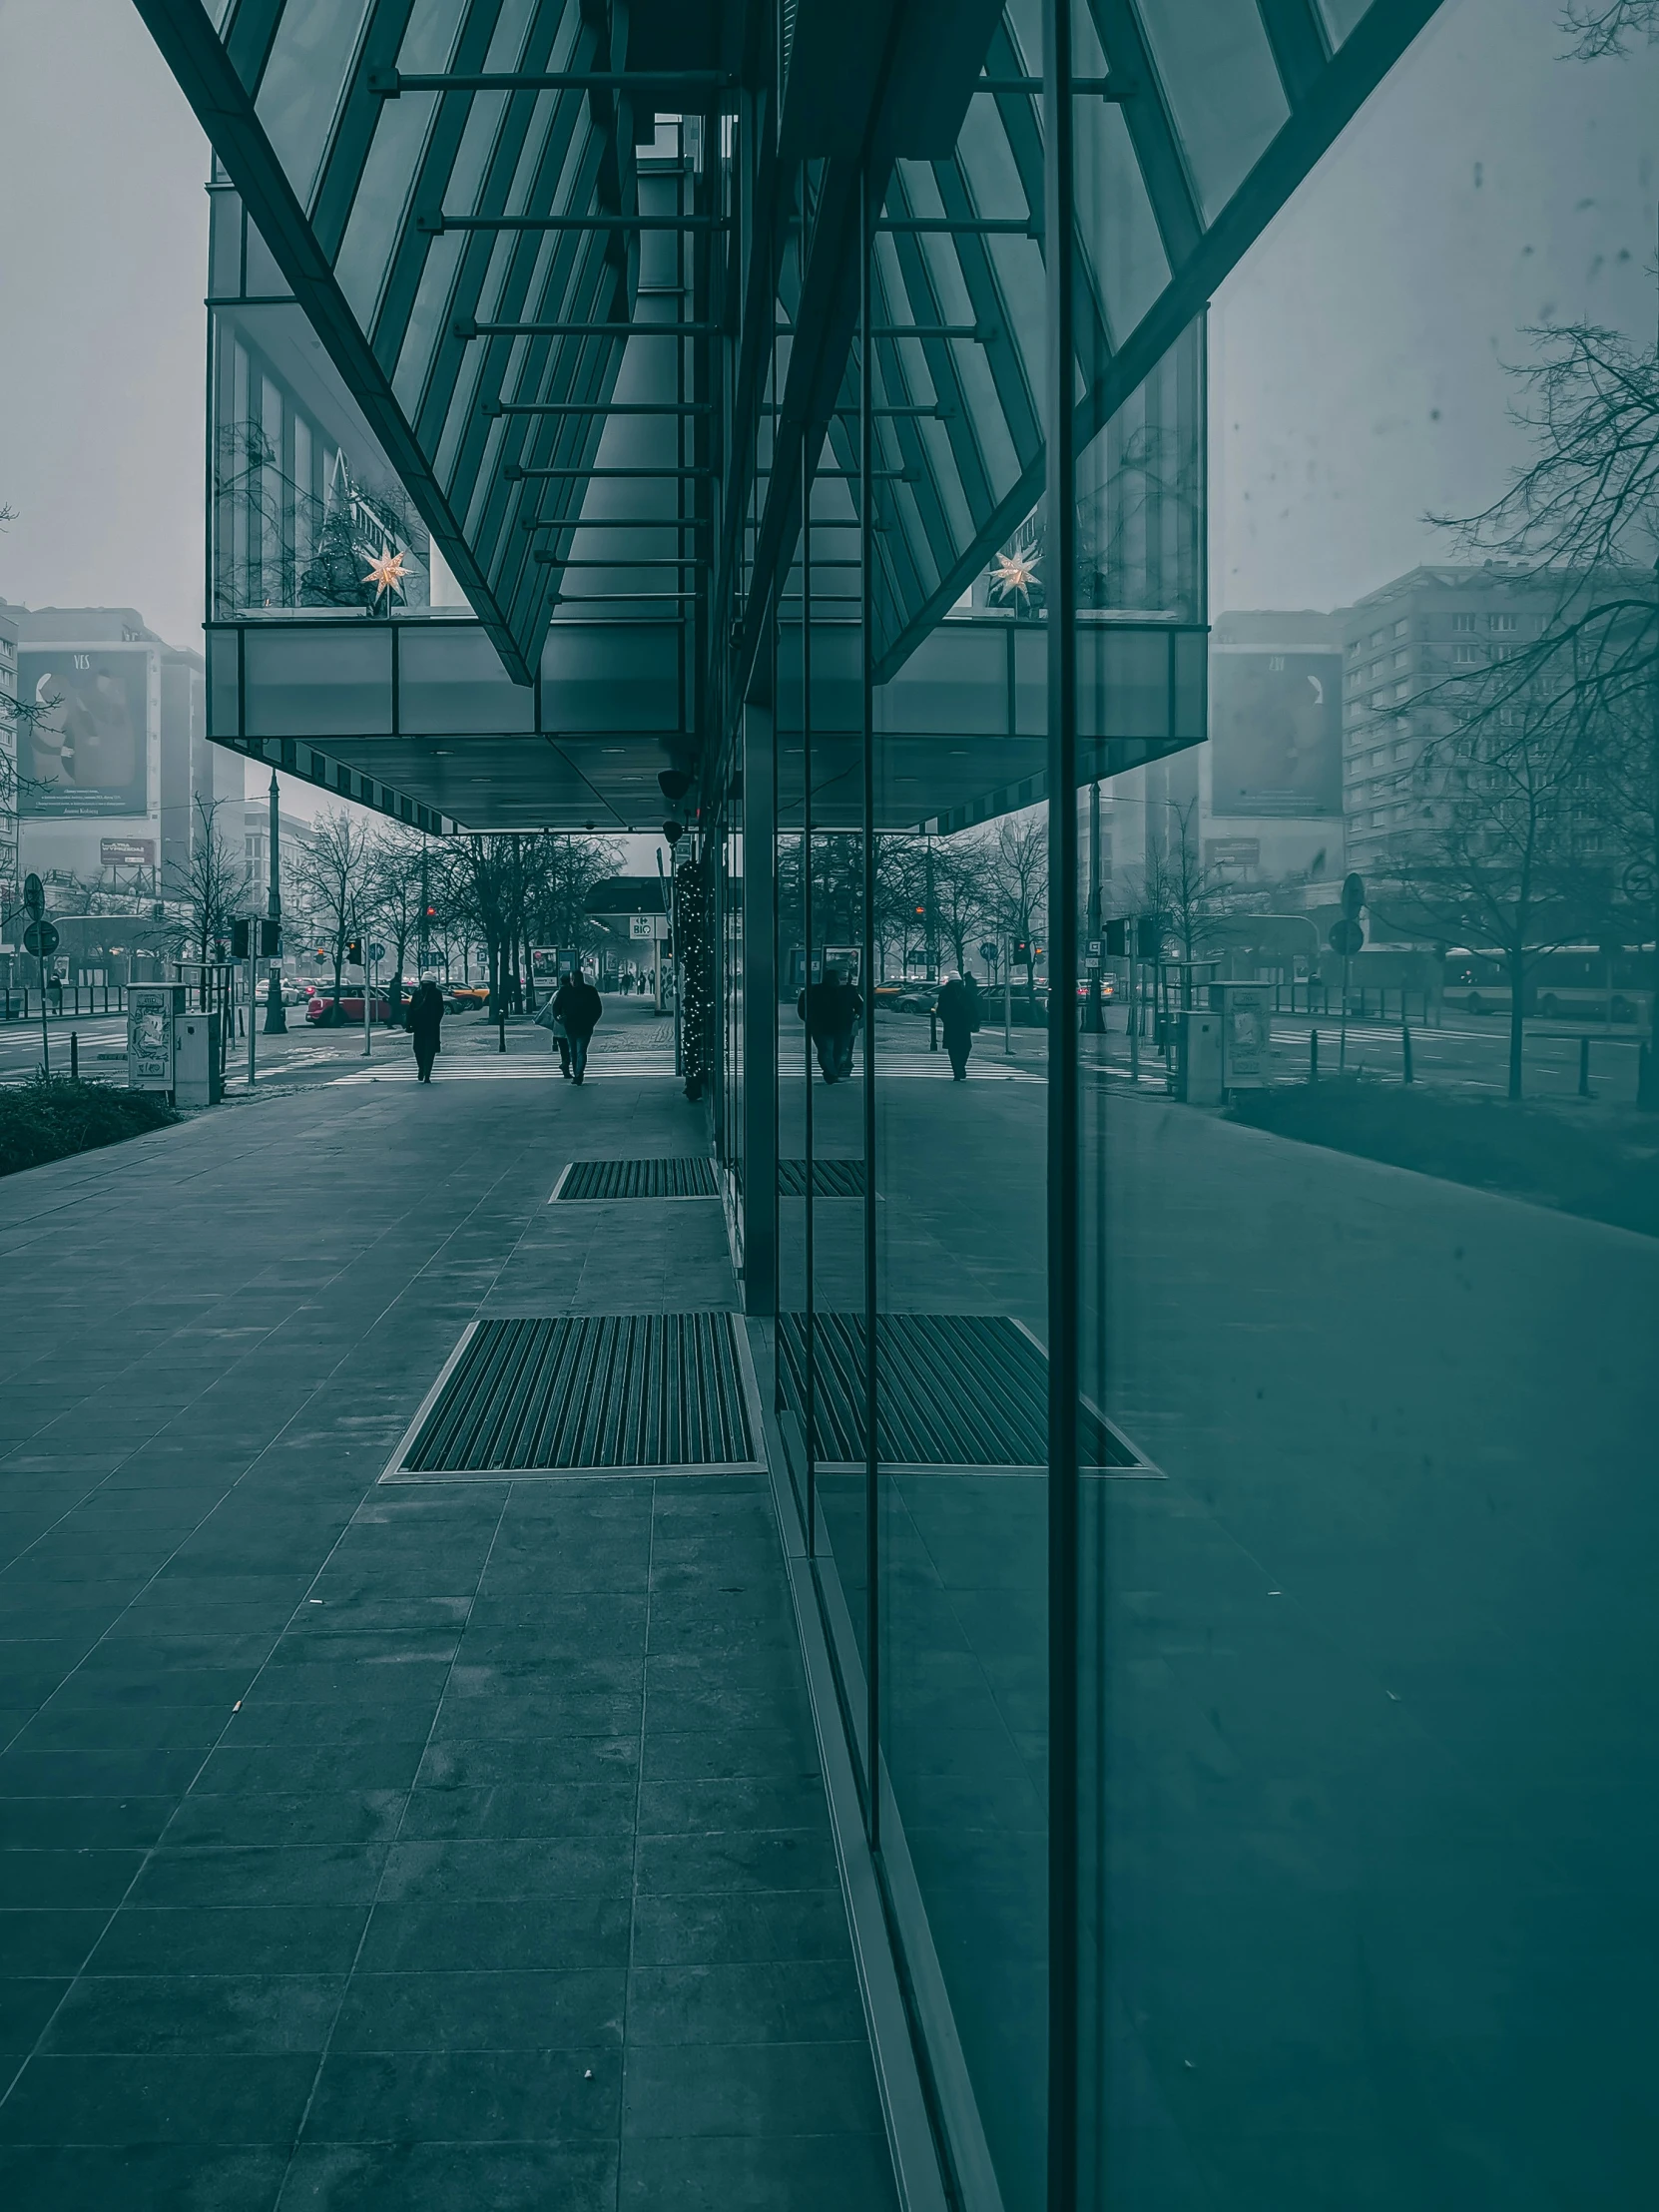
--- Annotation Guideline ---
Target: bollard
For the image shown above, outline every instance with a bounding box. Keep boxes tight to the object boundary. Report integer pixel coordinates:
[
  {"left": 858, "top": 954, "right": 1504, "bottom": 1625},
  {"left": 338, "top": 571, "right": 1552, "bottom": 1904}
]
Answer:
[
  {"left": 70, "top": 1030, "right": 79, "bottom": 1080},
  {"left": 1402, "top": 1024, "right": 1412, "bottom": 1084},
  {"left": 929, "top": 1010, "right": 938, "bottom": 1052},
  {"left": 1309, "top": 1028, "right": 1319, "bottom": 1084},
  {"left": 1579, "top": 1034, "right": 1591, "bottom": 1099},
  {"left": 498, "top": 1010, "right": 507, "bottom": 1055}
]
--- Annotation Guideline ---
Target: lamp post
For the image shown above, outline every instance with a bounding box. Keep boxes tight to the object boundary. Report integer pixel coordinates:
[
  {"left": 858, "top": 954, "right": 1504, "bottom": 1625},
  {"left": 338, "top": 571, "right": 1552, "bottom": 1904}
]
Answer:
[
  {"left": 263, "top": 772, "right": 286, "bottom": 1033},
  {"left": 1082, "top": 779, "right": 1106, "bottom": 1033}
]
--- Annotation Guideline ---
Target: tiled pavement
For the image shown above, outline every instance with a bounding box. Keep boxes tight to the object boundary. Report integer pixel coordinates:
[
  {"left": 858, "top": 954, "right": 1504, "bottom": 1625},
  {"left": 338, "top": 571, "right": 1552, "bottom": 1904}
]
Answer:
[{"left": 0, "top": 1047, "right": 898, "bottom": 2209}]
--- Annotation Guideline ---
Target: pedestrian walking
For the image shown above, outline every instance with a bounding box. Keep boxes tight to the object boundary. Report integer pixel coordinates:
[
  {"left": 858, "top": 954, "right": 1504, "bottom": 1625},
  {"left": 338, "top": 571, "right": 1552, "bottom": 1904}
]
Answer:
[
  {"left": 404, "top": 976, "right": 445, "bottom": 1082},
  {"left": 552, "top": 968, "right": 603, "bottom": 1084},
  {"left": 533, "top": 973, "right": 572, "bottom": 1076},
  {"left": 936, "top": 972, "right": 977, "bottom": 1081},
  {"left": 797, "top": 965, "right": 861, "bottom": 1083}
]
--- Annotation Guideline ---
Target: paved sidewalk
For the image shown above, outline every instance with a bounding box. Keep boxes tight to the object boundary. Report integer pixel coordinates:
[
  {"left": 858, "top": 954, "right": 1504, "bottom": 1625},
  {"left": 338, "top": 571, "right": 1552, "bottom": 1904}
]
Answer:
[{"left": 0, "top": 1070, "right": 895, "bottom": 2210}]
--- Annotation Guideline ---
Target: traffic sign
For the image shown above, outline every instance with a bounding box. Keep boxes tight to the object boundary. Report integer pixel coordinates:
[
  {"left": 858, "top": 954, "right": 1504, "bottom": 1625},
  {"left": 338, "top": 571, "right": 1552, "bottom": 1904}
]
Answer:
[
  {"left": 23, "top": 919, "right": 60, "bottom": 960},
  {"left": 979, "top": 939, "right": 999, "bottom": 964},
  {"left": 1328, "top": 917, "right": 1364, "bottom": 957},
  {"left": 23, "top": 873, "right": 44, "bottom": 919},
  {"left": 1341, "top": 872, "right": 1366, "bottom": 920},
  {"left": 1622, "top": 857, "right": 1656, "bottom": 906},
  {"left": 368, "top": 941, "right": 385, "bottom": 962}
]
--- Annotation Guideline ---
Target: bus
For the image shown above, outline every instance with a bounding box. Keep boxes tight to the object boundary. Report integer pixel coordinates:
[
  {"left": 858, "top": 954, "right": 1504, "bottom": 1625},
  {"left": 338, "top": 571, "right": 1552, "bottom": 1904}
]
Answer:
[{"left": 1440, "top": 946, "right": 1654, "bottom": 1024}]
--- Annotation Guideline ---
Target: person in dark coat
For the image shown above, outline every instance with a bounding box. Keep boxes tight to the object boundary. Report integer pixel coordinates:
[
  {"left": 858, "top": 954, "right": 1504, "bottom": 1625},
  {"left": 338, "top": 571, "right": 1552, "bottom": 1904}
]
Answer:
[
  {"left": 797, "top": 968, "right": 862, "bottom": 1083},
  {"left": 404, "top": 977, "right": 445, "bottom": 1082},
  {"left": 552, "top": 969, "right": 603, "bottom": 1084},
  {"left": 935, "top": 973, "right": 977, "bottom": 1081}
]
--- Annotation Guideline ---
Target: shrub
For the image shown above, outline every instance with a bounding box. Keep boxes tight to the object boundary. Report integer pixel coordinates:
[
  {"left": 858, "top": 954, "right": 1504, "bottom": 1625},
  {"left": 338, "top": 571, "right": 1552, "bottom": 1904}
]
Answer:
[{"left": 0, "top": 1077, "right": 179, "bottom": 1180}]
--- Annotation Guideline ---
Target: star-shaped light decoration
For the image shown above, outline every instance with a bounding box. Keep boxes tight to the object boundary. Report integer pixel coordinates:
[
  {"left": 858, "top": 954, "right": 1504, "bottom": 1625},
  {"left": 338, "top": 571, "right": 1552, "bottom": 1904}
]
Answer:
[
  {"left": 989, "top": 547, "right": 1040, "bottom": 606},
  {"left": 362, "top": 549, "right": 408, "bottom": 601}
]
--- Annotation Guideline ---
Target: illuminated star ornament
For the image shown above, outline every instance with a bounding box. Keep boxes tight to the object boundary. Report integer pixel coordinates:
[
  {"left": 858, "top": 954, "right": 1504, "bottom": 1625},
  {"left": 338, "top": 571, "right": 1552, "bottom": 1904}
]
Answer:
[
  {"left": 989, "top": 547, "right": 1040, "bottom": 606},
  {"left": 362, "top": 549, "right": 408, "bottom": 601}
]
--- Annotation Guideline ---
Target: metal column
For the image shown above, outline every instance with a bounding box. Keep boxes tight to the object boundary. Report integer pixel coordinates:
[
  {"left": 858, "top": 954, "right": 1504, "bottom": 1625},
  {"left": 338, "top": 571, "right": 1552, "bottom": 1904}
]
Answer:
[{"left": 741, "top": 699, "right": 779, "bottom": 1315}]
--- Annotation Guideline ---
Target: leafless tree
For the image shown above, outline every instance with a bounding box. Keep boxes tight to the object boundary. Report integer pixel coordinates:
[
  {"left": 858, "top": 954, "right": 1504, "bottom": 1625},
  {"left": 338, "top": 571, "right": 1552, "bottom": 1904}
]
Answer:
[
  {"left": 1559, "top": 1, "right": 1659, "bottom": 58},
  {"left": 987, "top": 808, "right": 1049, "bottom": 1008},
  {"left": 932, "top": 833, "right": 993, "bottom": 978},
  {"left": 365, "top": 827, "right": 429, "bottom": 1018},
  {"left": 166, "top": 796, "right": 251, "bottom": 989},
  {"left": 288, "top": 807, "right": 374, "bottom": 1020},
  {"left": 1427, "top": 317, "right": 1659, "bottom": 1097},
  {"left": 1379, "top": 689, "right": 1613, "bottom": 1100}
]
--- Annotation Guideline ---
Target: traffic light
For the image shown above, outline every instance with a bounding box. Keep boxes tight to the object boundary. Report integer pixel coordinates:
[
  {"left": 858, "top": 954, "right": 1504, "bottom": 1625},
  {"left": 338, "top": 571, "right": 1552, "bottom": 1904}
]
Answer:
[
  {"left": 346, "top": 938, "right": 362, "bottom": 965},
  {"left": 1105, "top": 919, "right": 1127, "bottom": 956},
  {"left": 1013, "top": 936, "right": 1030, "bottom": 965},
  {"left": 231, "top": 918, "right": 251, "bottom": 959}
]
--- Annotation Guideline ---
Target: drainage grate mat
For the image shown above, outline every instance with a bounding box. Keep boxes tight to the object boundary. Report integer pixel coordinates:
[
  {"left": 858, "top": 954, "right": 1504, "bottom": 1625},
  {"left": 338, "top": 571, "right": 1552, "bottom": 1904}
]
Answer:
[
  {"left": 779, "top": 1312, "right": 1152, "bottom": 1471},
  {"left": 778, "top": 1158, "right": 866, "bottom": 1198},
  {"left": 392, "top": 1315, "right": 757, "bottom": 1475},
  {"left": 554, "top": 1157, "right": 719, "bottom": 1201}
]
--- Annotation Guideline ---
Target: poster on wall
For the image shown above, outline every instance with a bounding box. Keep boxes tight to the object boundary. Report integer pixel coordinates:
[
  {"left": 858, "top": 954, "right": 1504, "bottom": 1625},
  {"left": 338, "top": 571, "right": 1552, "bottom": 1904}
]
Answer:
[
  {"left": 17, "top": 649, "right": 151, "bottom": 819},
  {"left": 1210, "top": 650, "right": 1343, "bottom": 818}
]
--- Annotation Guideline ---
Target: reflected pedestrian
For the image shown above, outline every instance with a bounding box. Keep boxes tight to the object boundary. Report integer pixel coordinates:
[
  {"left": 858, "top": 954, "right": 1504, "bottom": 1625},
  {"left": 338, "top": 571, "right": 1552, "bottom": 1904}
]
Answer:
[
  {"left": 936, "top": 972, "right": 977, "bottom": 1081},
  {"left": 534, "top": 971, "right": 572, "bottom": 1076},
  {"left": 798, "top": 965, "right": 860, "bottom": 1083},
  {"left": 404, "top": 977, "right": 445, "bottom": 1082},
  {"left": 553, "top": 967, "right": 603, "bottom": 1084}
]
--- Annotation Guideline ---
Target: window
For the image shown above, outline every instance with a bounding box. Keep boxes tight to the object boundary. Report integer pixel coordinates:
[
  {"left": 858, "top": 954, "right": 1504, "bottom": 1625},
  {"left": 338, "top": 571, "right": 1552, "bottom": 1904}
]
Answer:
[
  {"left": 1451, "top": 613, "right": 1476, "bottom": 632},
  {"left": 1488, "top": 613, "right": 1516, "bottom": 632},
  {"left": 1393, "top": 619, "right": 1409, "bottom": 638},
  {"left": 1370, "top": 628, "right": 1384, "bottom": 648},
  {"left": 1393, "top": 650, "right": 1409, "bottom": 670},
  {"left": 1453, "top": 644, "right": 1482, "bottom": 665}
]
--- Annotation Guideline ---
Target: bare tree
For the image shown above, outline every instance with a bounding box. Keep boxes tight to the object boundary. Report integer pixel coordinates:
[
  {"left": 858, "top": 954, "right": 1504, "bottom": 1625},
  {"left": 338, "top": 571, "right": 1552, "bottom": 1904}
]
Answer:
[
  {"left": 365, "top": 827, "right": 428, "bottom": 1018},
  {"left": 1428, "top": 316, "right": 1659, "bottom": 1098},
  {"left": 932, "top": 833, "right": 992, "bottom": 978},
  {"left": 165, "top": 796, "right": 250, "bottom": 988},
  {"left": 986, "top": 809, "right": 1049, "bottom": 1008},
  {"left": 288, "top": 807, "right": 374, "bottom": 1020},
  {"left": 1380, "top": 690, "right": 1612, "bottom": 1100},
  {"left": 1559, "top": 1, "right": 1659, "bottom": 58}
]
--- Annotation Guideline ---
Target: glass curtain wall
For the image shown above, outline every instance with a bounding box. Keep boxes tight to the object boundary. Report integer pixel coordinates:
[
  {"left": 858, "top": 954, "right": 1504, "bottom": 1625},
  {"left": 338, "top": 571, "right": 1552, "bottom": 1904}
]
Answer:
[{"left": 714, "top": 6, "right": 1659, "bottom": 2210}]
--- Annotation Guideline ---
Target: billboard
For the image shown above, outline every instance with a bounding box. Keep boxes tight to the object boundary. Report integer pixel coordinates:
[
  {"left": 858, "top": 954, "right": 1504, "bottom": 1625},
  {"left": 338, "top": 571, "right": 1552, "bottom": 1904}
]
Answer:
[
  {"left": 1210, "top": 649, "right": 1342, "bottom": 818},
  {"left": 102, "top": 836, "right": 157, "bottom": 870},
  {"left": 18, "top": 648, "right": 151, "bottom": 819}
]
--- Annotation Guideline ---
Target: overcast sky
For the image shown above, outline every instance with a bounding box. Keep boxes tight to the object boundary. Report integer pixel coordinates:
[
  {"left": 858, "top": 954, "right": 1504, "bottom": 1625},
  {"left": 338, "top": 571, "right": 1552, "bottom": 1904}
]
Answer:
[{"left": 1, "top": 0, "right": 1655, "bottom": 681}]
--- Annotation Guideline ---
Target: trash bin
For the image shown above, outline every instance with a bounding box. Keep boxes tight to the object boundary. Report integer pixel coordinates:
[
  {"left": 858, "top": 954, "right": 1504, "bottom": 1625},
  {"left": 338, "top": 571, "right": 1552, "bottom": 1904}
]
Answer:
[
  {"left": 1177, "top": 1009, "right": 1223, "bottom": 1105},
  {"left": 174, "top": 1011, "right": 223, "bottom": 1107}
]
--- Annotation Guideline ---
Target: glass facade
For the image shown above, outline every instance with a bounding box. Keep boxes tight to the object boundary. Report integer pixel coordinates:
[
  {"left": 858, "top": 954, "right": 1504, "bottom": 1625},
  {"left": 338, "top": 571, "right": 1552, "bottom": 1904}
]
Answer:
[{"left": 140, "top": 2, "right": 1659, "bottom": 2206}]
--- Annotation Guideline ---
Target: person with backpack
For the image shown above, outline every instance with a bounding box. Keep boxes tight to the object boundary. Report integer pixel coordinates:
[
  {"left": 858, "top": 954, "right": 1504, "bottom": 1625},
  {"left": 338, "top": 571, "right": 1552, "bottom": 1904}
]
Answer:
[
  {"left": 552, "top": 968, "right": 603, "bottom": 1084},
  {"left": 797, "top": 965, "right": 862, "bottom": 1084}
]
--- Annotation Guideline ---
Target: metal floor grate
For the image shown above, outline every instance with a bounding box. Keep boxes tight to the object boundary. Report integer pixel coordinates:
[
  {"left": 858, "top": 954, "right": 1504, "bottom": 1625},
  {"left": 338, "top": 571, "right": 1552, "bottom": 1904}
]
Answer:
[
  {"left": 393, "top": 1315, "right": 757, "bottom": 1474},
  {"left": 779, "top": 1313, "right": 1148, "bottom": 1469},
  {"left": 778, "top": 1158, "right": 866, "bottom": 1198},
  {"left": 554, "top": 1157, "right": 719, "bottom": 1201}
]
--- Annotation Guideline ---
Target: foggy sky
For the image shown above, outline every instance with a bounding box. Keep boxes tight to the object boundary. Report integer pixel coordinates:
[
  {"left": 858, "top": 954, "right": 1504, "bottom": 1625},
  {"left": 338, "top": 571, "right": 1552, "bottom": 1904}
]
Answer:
[{"left": 2, "top": 0, "right": 1656, "bottom": 674}]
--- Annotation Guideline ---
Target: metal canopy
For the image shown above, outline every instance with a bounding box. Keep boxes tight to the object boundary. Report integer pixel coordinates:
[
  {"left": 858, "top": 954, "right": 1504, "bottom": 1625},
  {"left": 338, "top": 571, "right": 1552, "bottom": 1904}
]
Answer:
[{"left": 137, "top": 0, "right": 1442, "bottom": 834}]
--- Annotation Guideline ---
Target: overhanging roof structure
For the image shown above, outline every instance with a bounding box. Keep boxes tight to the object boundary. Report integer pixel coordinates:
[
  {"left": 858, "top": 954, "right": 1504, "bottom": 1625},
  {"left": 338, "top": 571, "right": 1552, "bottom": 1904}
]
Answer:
[{"left": 135, "top": 0, "right": 1444, "bottom": 834}]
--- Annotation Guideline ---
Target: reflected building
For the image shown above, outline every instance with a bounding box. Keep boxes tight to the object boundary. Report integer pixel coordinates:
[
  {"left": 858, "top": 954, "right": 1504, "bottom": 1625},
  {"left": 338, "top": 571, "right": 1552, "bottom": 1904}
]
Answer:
[{"left": 125, "top": 5, "right": 1659, "bottom": 2209}]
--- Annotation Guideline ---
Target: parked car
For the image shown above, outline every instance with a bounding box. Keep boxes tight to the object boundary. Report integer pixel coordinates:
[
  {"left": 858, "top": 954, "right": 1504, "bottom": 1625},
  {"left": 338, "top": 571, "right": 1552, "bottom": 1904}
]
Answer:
[
  {"left": 305, "top": 995, "right": 394, "bottom": 1024},
  {"left": 445, "top": 986, "right": 490, "bottom": 1010}
]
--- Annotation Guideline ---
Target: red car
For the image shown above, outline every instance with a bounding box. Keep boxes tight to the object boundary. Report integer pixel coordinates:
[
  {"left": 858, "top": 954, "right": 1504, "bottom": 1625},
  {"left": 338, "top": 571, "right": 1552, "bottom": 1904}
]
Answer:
[{"left": 305, "top": 995, "right": 395, "bottom": 1024}]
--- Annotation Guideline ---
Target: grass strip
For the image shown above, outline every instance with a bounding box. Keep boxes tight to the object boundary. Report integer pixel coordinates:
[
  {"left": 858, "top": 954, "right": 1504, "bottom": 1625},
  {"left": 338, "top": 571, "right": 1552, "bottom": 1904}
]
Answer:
[{"left": 1227, "top": 1081, "right": 1659, "bottom": 1240}]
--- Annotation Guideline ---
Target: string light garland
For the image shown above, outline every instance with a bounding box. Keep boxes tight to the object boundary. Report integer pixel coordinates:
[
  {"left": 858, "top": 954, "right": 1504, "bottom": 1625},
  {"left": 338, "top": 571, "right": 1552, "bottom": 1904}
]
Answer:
[{"left": 675, "top": 846, "right": 712, "bottom": 1102}]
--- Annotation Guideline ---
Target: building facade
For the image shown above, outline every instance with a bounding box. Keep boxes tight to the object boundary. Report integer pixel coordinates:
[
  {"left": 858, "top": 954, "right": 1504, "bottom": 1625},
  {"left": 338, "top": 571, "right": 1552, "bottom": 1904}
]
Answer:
[
  {"left": 1340, "top": 562, "right": 1563, "bottom": 864},
  {"left": 128, "top": 7, "right": 1481, "bottom": 2209}
]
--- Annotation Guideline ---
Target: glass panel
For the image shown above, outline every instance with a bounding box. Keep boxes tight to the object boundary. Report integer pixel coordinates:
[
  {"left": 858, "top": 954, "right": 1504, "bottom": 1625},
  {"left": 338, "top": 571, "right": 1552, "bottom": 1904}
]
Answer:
[
  {"left": 211, "top": 295, "right": 430, "bottom": 619},
  {"left": 244, "top": 626, "right": 392, "bottom": 736},
  {"left": 398, "top": 626, "right": 536, "bottom": 733},
  {"left": 254, "top": 0, "right": 373, "bottom": 213},
  {"left": 1134, "top": 0, "right": 1291, "bottom": 221},
  {"left": 1316, "top": 0, "right": 1373, "bottom": 44}
]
